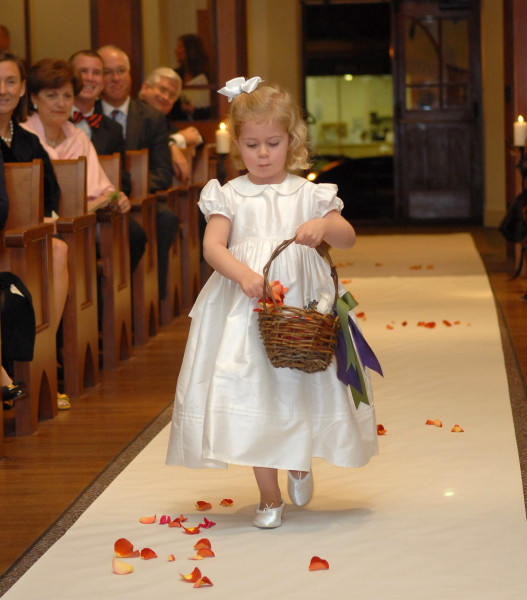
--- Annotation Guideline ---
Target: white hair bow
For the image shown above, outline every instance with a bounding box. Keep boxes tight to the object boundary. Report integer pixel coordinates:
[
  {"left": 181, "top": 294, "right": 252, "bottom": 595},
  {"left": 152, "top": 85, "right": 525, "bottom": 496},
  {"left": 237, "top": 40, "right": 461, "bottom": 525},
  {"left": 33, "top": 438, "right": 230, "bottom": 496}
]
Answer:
[{"left": 217, "top": 76, "right": 263, "bottom": 102}]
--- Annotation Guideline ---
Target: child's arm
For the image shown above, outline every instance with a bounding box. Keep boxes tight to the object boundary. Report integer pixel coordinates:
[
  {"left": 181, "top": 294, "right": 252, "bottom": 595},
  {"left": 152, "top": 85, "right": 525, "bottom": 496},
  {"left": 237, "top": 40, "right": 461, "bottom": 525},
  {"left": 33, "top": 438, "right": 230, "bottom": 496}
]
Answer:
[
  {"left": 203, "top": 214, "right": 265, "bottom": 298},
  {"left": 295, "top": 210, "right": 356, "bottom": 249}
]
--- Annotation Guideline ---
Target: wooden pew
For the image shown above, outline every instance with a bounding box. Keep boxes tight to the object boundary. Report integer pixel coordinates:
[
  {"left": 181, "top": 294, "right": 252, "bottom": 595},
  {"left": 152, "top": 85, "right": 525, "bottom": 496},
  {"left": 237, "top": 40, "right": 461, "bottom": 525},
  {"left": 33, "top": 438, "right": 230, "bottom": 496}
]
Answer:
[
  {"left": 97, "top": 153, "right": 133, "bottom": 369},
  {"left": 124, "top": 149, "right": 159, "bottom": 345},
  {"left": 154, "top": 185, "right": 182, "bottom": 324},
  {"left": 164, "top": 183, "right": 201, "bottom": 312},
  {"left": 2, "top": 159, "right": 57, "bottom": 435},
  {"left": 52, "top": 157, "right": 99, "bottom": 398},
  {"left": 157, "top": 145, "right": 211, "bottom": 315}
]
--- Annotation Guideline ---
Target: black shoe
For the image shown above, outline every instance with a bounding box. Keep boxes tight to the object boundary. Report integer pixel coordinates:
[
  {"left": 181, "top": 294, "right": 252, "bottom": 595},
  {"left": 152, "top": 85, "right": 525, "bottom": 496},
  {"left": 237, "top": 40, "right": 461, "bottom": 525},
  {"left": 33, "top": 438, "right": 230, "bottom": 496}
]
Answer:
[{"left": 2, "top": 382, "right": 26, "bottom": 410}]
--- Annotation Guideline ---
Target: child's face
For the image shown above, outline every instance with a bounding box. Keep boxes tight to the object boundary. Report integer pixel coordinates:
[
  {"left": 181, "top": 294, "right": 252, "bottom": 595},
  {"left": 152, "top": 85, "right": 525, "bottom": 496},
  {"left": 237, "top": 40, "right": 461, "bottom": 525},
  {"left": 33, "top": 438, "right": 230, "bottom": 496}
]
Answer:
[{"left": 236, "top": 118, "right": 289, "bottom": 185}]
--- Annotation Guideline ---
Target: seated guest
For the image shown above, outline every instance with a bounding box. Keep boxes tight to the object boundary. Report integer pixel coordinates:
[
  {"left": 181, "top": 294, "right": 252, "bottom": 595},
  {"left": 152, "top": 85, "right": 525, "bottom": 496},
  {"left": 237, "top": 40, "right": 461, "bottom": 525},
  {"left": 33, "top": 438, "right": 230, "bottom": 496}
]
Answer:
[
  {"left": 138, "top": 67, "right": 202, "bottom": 184},
  {"left": 0, "top": 52, "right": 70, "bottom": 409},
  {"left": 170, "top": 34, "right": 211, "bottom": 121},
  {"left": 22, "top": 58, "right": 130, "bottom": 214},
  {"left": 69, "top": 49, "right": 146, "bottom": 274},
  {"left": 97, "top": 45, "right": 180, "bottom": 301}
]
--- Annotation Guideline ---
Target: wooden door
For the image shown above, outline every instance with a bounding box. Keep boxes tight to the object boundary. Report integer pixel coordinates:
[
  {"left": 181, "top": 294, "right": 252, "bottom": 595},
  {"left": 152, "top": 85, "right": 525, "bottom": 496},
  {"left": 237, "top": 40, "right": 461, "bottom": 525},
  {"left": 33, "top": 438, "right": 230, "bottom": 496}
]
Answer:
[{"left": 393, "top": 0, "right": 483, "bottom": 221}]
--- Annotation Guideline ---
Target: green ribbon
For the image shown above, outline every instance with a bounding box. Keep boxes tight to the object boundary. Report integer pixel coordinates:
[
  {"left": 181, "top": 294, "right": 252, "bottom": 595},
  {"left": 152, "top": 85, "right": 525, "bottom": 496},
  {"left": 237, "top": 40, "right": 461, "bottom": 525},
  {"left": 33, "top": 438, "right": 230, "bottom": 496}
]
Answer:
[
  {"left": 336, "top": 291, "right": 358, "bottom": 370},
  {"left": 335, "top": 291, "right": 370, "bottom": 409}
]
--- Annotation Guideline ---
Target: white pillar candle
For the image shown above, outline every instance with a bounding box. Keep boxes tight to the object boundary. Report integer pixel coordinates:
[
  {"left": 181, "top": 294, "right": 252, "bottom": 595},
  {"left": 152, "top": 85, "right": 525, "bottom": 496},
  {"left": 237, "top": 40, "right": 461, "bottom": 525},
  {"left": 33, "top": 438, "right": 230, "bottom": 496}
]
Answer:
[
  {"left": 514, "top": 115, "right": 527, "bottom": 147},
  {"left": 215, "top": 123, "right": 230, "bottom": 154}
]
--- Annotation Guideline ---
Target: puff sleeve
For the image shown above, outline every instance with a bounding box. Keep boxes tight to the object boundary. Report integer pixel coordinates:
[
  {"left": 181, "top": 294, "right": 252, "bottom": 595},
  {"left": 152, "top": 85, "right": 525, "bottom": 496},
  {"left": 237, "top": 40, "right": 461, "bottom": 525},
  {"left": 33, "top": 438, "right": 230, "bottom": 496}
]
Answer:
[
  {"left": 313, "top": 182, "right": 344, "bottom": 218},
  {"left": 198, "top": 179, "right": 234, "bottom": 222}
]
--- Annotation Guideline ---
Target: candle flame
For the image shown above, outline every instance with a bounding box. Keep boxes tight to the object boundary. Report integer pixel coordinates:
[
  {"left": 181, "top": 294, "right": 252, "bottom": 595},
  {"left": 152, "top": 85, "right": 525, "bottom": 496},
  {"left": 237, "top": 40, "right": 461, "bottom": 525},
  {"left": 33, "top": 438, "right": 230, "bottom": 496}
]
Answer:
[
  {"left": 219, "top": 122, "right": 227, "bottom": 131},
  {"left": 519, "top": 116, "right": 524, "bottom": 123}
]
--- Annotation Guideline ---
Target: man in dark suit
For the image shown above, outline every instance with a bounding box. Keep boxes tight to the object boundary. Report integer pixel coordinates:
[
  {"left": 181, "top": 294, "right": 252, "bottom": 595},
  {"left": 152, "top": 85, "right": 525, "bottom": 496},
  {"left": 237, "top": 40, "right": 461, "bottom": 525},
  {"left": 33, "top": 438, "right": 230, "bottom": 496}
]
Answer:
[
  {"left": 69, "top": 49, "right": 146, "bottom": 274},
  {"left": 97, "top": 45, "right": 179, "bottom": 298}
]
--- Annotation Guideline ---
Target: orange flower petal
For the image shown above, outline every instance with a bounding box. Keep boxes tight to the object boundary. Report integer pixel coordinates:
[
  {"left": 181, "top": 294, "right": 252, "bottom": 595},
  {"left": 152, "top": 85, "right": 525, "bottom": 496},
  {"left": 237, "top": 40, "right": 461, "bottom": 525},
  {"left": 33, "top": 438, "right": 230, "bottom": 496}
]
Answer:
[
  {"left": 188, "top": 555, "right": 204, "bottom": 561},
  {"left": 169, "top": 518, "right": 182, "bottom": 528},
  {"left": 167, "top": 554, "right": 176, "bottom": 562},
  {"left": 219, "top": 498, "right": 233, "bottom": 507},
  {"left": 193, "top": 576, "right": 213, "bottom": 588},
  {"left": 386, "top": 324, "right": 394, "bottom": 330},
  {"left": 197, "top": 548, "right": 215, "bottom": 558},
  {"left": 309, "top": 556, "right": 329, "bottom": 571},
  {"left": 140, "top": 547, "right": 157, "bottom": 560},
  {"left": 180, "top": 567, "right": 202, "bottom": 582},
  {"left": 194, "top": 538, "right": 211, "bottom": 550},
  {"left": 195, "top": 501, "right": 212, "bottom": 511},
  {"left": 114, "top": 538, "right": 139, "bottom": 558},
  {"left": 112, "top": 557, "right": 134, "bottom": 575},
  {"left": 139, "top": 514, "right": 156, "bottom": 524},
  {"left": 426, "top": 419, "right": 442, "bottom": 427},
  {"left": 377, "top": 424, "right": 387, "bottom": 435},
  {"left": 451, "top": 424, "right": 464, "bottom": 432},
  {"left": 183, "top": 525, "right": 201, "bottom": 535},
  {"left": 443, "top": 320, "right": 452, "bottom": 327}
]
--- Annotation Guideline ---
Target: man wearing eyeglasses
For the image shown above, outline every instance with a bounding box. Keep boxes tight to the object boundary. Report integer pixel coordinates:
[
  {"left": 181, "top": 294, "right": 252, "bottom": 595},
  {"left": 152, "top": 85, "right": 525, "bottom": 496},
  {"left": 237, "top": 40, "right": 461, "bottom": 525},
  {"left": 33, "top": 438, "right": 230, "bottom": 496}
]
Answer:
[
  {"left": 139, "top": 67, "right": 202, "bottom": 184},
  {"left": 97, "top": 45, "right": 180, "bottom": 302}
]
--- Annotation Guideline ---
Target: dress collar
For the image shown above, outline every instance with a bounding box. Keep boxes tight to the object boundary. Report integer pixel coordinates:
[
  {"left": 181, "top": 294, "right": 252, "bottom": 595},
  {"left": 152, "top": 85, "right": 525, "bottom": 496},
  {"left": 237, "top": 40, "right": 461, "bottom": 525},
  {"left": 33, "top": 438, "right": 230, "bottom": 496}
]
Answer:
[{"left": 227, "top": 173, "right": 308, "bottom": 197}]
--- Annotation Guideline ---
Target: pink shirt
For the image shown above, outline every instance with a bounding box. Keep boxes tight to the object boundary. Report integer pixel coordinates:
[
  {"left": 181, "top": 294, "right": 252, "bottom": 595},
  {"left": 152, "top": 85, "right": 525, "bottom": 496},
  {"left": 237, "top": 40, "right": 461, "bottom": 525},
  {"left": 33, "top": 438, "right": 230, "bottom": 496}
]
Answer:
[{"left": 21, "top": 113, "right": 114, "bottom": 202}]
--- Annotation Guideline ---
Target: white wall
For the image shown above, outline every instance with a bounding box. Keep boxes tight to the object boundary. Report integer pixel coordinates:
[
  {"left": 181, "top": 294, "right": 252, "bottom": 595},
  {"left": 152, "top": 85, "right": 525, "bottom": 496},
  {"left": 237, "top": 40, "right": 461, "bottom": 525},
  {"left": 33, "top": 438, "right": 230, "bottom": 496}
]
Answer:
[{"left": 246, "top": 0, "right": 302, "bottom": 104}]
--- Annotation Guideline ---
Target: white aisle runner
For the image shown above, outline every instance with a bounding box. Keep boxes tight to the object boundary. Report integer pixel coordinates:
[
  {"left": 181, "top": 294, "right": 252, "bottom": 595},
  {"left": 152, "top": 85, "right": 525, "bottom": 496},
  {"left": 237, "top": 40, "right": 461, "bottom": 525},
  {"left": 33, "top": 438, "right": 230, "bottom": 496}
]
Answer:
[{"left": 4, "top": 234, "right": 527, "bottom": 599}]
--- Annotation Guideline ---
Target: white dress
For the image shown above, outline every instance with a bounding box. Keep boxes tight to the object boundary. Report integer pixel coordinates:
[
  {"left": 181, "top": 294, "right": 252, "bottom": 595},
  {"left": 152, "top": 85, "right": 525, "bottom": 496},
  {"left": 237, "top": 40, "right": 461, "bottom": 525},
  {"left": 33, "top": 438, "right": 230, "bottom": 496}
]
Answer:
[{"left": 166, "top": 173, "right": 378, "bottom": 472}]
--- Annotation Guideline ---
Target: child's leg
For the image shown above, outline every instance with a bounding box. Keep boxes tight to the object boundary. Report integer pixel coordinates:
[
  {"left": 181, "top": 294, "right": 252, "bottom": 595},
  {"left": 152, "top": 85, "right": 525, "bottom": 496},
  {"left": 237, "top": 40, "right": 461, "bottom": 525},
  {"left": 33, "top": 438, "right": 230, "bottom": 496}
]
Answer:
[
  {"left": 289, "top": 470, "right": 309, "bottom": 480},
  {"left": 253, "top": 467, "right": 281, "bottom": 508}
]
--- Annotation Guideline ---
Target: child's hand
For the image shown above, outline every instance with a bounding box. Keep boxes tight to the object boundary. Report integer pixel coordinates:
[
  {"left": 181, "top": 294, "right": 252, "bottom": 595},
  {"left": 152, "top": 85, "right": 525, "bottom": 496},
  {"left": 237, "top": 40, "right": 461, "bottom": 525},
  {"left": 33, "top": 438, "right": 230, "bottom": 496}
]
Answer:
[
  {"left": 239, "top": 270, "right": 265, "bottom": 299},
  {"left": 295, "top": 218, "right": 327, "bottom": 247}
]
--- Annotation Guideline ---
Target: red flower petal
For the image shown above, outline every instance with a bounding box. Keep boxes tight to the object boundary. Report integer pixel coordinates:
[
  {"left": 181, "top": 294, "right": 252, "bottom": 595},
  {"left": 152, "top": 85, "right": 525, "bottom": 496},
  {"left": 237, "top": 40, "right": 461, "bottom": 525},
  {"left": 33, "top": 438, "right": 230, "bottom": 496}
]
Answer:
[
  {"left": 193, "top": 576, "right": 213, "bottom": 588},
  {"left": 114, "top": 538, "right": 139, "bottom": 558},
  {"left": 377, "top": 424, "right": 387, "bottom": 435},
  {"left": 139, "top": 514, "right": 156, "bottom": 524},
  {"left": 443, "top": 320, "right": 452, "bottom": 327},
  {"left": 180, "top": 567, "right": 202, "bottom": 582},
  {"left": 199, "top": 517, "right": 216, "bottom": 529},
  {"left": 195, "top": 501, "right": 213, "bottom": 511},
  {"left": 159, "top": 515, "right": 171, "bottom": 525},
  {"left": 309, "top": 556, "right": 329, "bottom": 571},
  {"left": 112, "top": 557, "right": 134, "bottom": 575},
  {"left": 219, "top": 498, "right": 233, "bottom": 507},
  {"left": 140, "top": 547, "right": 157, "bottom": 560},
  {"left": 194, "top": 538, "right": 211, "bottom": 550}
]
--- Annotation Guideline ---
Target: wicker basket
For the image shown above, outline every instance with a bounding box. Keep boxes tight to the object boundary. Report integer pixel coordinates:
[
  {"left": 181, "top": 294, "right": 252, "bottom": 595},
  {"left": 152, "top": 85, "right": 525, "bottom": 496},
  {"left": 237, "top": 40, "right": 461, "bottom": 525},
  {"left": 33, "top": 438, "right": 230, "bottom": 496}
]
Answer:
[{"left": 257, "top": 237, "right": 340, "bottom": 373}]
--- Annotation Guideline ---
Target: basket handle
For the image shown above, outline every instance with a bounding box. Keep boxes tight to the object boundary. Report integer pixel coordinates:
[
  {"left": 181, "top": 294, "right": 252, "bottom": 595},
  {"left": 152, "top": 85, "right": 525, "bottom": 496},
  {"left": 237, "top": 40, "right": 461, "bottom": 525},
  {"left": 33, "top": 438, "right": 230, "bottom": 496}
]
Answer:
[{"left": 261, "top": 237, "right": 340, "bottom": 312}]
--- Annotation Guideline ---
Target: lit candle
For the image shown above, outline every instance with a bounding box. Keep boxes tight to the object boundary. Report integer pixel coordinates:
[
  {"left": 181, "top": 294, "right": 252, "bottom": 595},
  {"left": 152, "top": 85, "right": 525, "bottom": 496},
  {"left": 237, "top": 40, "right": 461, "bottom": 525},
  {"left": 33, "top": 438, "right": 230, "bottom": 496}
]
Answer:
[
  {"left": 514, "top": 115, "right": 527, "bottom": 147},
  {"left": 215, "top": 122, "right": 230, "bottom": 154}
]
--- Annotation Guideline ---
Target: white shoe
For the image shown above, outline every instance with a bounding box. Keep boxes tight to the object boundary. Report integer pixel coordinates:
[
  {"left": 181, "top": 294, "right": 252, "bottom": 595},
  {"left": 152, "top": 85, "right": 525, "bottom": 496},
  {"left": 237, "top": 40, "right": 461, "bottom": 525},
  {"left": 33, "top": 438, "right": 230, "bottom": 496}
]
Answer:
[
  {"left": 253, "top": 500, "right": 285, "bottom": 528},
  {"left": 287, "top": 470, "right": 313, "bottom": 507}
]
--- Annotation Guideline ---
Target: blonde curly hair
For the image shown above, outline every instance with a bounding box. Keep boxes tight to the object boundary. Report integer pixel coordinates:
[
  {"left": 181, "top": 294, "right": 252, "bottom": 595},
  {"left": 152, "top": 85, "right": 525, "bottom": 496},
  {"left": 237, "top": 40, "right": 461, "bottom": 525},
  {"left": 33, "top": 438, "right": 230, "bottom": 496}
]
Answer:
[{"left": 226, "top": 82, "right": 311, "bottom": 172}]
